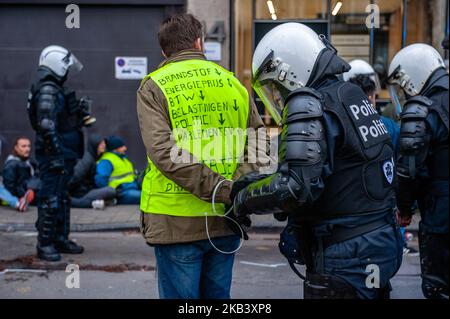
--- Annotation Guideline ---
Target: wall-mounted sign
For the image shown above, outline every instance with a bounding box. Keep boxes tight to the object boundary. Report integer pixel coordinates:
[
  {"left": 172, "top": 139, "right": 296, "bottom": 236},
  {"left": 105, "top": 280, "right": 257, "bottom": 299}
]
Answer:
[
  {"left": 115, "top": 56, "right": 147, "bottom": 80},
  {"left": 204, "top": 42, "right": 222, "bottom": 61}
]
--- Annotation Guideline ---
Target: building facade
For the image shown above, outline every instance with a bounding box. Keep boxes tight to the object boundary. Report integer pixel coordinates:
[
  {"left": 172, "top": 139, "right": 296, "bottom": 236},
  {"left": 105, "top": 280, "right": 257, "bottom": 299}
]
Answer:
[{"left": 0, "top": 0, "right": 448, "bottom": 168}]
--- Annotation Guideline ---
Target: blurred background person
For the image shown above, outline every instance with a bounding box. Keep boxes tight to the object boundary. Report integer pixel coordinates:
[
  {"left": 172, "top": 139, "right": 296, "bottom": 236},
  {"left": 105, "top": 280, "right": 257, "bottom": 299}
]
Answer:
[
  {"left": 0, "top": 138, "right": 34, "bottom": 212},
  {"left": 95, "top": 136, "right": 140, "bottom": 205},
  {"left": 2, "top": 137, "right": 39, "bottom": 205},
  {"left": 69, "top": 134, "right": 116, "bottom": 209}
]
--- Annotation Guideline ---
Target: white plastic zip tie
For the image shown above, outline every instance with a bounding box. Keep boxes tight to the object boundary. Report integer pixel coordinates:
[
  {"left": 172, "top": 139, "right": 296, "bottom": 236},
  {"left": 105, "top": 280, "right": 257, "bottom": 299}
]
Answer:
[{"left": 205, "top": 179, "right": 244, "bottom": 255}]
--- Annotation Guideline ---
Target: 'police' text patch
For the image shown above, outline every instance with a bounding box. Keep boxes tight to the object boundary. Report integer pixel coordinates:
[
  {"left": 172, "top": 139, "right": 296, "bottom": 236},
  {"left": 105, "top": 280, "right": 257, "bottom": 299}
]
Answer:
[{"left": 340, "top": 85, "right": 390, "bottom": 149}]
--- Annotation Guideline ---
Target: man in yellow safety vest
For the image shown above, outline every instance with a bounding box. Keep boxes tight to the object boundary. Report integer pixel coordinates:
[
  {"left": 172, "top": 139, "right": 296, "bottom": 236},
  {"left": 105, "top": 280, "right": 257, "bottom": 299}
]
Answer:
[{"left": 137, "top": 13, "right": 269, "bottom": 299}]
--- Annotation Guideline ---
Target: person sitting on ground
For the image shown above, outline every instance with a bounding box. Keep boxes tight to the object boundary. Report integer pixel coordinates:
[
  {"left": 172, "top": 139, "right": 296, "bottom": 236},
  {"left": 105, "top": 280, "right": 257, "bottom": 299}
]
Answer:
[
  {"left": 95, "top": 136, "right": 141, "bottom": 205},
  {"left": 69, "top": 134, "right": 117, "bottom": 209},
  {"left": 2, "top": 137, "right": 39, "bottom": 208}
]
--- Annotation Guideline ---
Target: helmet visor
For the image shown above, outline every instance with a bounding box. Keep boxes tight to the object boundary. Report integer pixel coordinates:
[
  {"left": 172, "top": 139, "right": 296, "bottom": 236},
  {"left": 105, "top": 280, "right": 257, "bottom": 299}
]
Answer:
[
  {"left": 253, "top": 79, "right": 284, "bottom": 126},
  {"left": 63, "top": 52, "right": 83, "bottom": 74},
  {"left": 388, "top": 84, "right": 406, "bottom": 117},
  {"left": 252, "top": 51, "right": 284, "bottom": 125}
]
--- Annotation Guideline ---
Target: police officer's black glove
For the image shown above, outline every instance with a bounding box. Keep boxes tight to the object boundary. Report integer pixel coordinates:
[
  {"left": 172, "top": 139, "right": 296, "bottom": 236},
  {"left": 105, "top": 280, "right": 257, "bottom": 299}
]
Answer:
[
  {"left": 49, "top": 156, "right": 64, "bottom": 172},
  {"left": 233, "top": 188, "right": 253, "bottom": 224},
  {"left": 225, "top": 205, "right": 250, "bottom": 240},
  {"left": 226, "top": 172, "right": 270, "bottom": 240},
  {"left": 230, "top": 171, "right": 269, "bottom": 202},
  {"left": 79, "top": 96, "right": 96, "bottom": 127}
]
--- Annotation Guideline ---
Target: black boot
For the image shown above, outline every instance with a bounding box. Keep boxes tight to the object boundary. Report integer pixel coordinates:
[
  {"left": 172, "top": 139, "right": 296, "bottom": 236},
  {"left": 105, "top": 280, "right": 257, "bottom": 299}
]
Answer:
[
  {"left": 37, "top": 242, "right": 61, "bottom": 262},
  {"left": 55, "top": 239, "right": 84, "bottom": 254},
  {"left": 55, "top": 197, "right": 84, "bottom": 254},
  {"left": 36, "top": 199, "right": 61, "bottom": 262},
  {"left": 419, "top": 227, "right": 449, "bottom": 299}
]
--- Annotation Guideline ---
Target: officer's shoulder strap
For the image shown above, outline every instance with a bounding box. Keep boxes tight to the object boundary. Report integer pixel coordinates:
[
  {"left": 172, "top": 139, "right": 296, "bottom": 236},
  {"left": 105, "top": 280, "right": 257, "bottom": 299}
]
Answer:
[{"left": 320, "top": 80, "right": 348, "bottom": 110}]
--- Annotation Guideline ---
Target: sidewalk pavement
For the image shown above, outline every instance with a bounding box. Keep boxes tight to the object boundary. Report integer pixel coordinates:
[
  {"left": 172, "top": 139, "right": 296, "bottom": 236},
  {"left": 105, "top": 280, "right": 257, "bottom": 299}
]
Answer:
[
  {"left": 0, "top": 205, "right": 290, "bottom": 232},
  {"left": 0, "top": 205, "right": 420, "bottom": 233}
]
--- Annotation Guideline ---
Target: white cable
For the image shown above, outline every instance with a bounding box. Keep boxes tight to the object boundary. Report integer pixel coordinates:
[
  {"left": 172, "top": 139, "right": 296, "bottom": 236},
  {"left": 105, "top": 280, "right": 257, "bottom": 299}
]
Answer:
[{"left": 205, "top": 179, "right": 244, "bottom": 255}]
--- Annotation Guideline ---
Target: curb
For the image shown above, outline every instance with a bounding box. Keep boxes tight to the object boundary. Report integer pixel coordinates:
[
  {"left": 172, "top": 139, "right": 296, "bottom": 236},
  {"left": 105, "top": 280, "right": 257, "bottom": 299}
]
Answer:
[{"left": 0, "top": 222, "right": 140, "bottom": 232}]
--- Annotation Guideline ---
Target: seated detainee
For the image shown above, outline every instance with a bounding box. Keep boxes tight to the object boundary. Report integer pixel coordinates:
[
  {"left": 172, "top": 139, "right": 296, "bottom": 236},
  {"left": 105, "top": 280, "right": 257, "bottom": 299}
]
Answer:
[
  {"left": 69, "top": 134, "right": 116, "bottom": 209},
  {"left": 2, "top": 137, "right": 39, "bottom": 205},
  {"left": 95, "top": 136, "right": 141, "bottom": 204}
]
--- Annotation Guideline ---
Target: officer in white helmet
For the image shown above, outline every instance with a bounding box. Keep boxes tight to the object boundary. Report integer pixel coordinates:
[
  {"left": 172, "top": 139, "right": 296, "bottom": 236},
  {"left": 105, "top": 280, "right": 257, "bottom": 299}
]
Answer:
[
  {"left": 388, "top": 43, "right": 449, "bottom": 299},
  {"left": 230, "top": 23, "right": 402, "bottom": 299},
  {"left": 27, "top": 45, "right": 95, "bottom": 261}
]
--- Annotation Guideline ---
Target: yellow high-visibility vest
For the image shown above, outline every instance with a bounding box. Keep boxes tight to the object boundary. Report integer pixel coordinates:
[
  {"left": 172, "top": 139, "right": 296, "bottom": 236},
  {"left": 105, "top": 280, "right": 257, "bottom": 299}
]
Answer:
[
  {"left": 98, "top": 152, "right": 135, "bottom": 189},
  {"left": 140, "top": 59, "right": 249, "bottom": 217}
]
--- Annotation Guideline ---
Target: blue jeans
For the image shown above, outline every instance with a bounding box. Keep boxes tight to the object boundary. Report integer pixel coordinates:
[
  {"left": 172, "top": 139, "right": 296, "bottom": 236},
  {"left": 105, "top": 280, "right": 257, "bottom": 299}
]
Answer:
[
  {"left": 117, "top": 189, "right": 141, "bottom": 205},
  {"left": 0, "top": 184, "right": 19, "bottom": 208},
  {"left": 154, "top": 235, "right": 240, "bottom": 299},
  {"left": 71, "top": 186, "right": 116, "bottom": 208}
]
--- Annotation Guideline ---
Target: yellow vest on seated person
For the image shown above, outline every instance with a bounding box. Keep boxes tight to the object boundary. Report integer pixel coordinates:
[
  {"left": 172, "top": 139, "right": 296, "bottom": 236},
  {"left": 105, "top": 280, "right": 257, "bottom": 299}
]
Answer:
[{"left": 97, "top": 152, "right": 135, "bottom": 189}]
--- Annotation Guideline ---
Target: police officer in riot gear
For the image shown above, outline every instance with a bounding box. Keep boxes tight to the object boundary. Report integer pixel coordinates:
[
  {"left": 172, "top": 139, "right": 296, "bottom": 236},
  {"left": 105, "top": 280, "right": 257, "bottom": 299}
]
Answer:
[
  {"left": 387, "top": 43, "right": 449, "bottom": 299},
  {"left": 28, "top": 45, "right": 95, "bottom": 261},
  {"left": 231, "top": 23, "right": 403, "bottom": 299}
]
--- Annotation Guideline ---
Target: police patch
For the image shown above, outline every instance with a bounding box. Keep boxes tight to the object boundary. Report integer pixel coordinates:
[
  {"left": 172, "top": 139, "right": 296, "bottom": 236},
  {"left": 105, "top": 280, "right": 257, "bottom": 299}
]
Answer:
[
  {"left": 339, "top": 83, "right": 390, "bottom": 149},
  {"left": 382, "top": 158, "right": 394, "bottom": 184}
]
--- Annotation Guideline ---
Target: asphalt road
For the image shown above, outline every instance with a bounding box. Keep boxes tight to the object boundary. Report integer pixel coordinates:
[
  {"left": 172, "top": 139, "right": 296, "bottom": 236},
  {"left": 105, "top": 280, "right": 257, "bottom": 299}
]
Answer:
[{"left": 0, "top": 230, "right": 423, "bottom": 299}]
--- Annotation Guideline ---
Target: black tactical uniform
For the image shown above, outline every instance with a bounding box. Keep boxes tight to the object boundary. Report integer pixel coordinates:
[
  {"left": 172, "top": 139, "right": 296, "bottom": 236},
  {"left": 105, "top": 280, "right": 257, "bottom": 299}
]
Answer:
[
  {"left": 397, "top": 68, "right": 449, "bottom": 299},
  {"left": 28, "top": 66, "right": 86, "bottom": 261},
  {"left": 233, "top": 48, "right": 403, "bottom": 299}
]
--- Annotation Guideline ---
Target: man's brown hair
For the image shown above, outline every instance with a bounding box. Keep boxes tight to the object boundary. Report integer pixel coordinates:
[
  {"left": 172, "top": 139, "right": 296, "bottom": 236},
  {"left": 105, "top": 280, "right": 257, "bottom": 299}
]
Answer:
[{"left": 158, "top": 13, "right": 203, "bottom": 58}]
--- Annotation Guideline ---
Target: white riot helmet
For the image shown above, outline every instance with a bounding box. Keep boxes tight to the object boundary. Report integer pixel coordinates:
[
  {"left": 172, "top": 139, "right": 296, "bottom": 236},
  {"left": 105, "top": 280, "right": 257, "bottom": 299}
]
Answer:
[
  {"left": 342, "top": 59, "right": 381, "bottom": 92},
  {"left": 252, "top": 23, "right": 328, "bottom": 125},
  {"left": 387, "top": 43, "right": 445, "bottom": 97},
  {"left": 39, "top": 45, "right": 83, "bottom": 78}
]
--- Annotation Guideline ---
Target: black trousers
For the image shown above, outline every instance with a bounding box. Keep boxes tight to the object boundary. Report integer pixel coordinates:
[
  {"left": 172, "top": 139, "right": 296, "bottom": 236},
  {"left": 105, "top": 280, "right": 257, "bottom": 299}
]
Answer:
[
  {"left": 419, "top": 225, "right": 449, "bottom": 299},
  {"left": 35, "top": 156, "right": 76, "bottom": 244}
]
